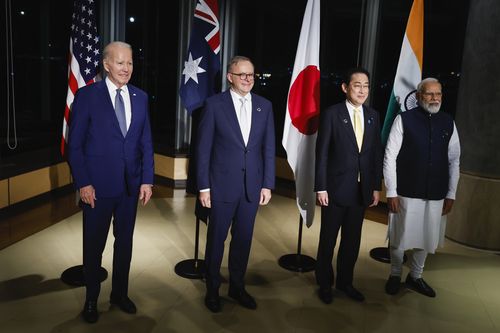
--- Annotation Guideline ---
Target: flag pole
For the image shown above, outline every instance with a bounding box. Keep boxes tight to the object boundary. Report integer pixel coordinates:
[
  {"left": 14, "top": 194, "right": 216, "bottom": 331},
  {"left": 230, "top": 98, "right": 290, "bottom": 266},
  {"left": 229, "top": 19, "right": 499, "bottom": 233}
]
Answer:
[
  {"left": 175, "top": 217, "right": 206, "bottom": 279},
  {"left": 370, "top": 0, "right": 422, "bottom": 265},
  {"left": 60, "top": 0, "right": 108, "bottom": 287},
  {"left": 278, "top": 214, "right": 316, "bottom": 272}
]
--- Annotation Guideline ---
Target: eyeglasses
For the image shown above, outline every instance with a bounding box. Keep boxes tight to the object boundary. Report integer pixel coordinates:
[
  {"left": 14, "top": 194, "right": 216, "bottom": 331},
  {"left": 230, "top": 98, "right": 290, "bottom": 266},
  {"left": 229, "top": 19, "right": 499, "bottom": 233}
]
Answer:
[
  {"left": 350, "top": 83, "right": 370, "bottom": 91},
  {"left": 422, "top": 92, "right": 442, "bottom": 98},
  {"left": 230, "top": 72, "right": 255, "bottom": 80}
]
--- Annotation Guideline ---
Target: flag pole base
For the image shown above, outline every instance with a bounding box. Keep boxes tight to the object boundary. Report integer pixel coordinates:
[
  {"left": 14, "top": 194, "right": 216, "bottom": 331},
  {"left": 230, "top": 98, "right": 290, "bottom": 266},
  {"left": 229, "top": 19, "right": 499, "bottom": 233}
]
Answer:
[
  {"left": 278, "top": 254, "right": 316, "bottom": 273},
  {"left": 174, "top": 259, "right": 205, "bottom": 279},
  {"left": 60, "top": 265, "right": 108, "bottom": 286},
  {"left": 369, "top": 247, "right": 407, "bottom": 264}
]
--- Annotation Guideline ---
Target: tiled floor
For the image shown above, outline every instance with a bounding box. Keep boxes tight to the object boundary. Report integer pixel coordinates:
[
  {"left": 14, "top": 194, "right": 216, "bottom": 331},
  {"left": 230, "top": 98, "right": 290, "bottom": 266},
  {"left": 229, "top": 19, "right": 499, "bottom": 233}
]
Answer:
[{"left": 1, "top": 193, "right": 499, "bottom": 332}]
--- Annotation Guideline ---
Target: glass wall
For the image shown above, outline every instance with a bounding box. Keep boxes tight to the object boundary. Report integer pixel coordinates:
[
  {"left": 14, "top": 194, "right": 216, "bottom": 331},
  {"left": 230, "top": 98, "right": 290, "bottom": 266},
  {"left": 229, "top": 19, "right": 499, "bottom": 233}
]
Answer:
[
  {"left": 372, "top": 0, "right": 470, "bottom": 122},
  {"left": 0, "top": 0, "right": 471, "bottom": 178},
  {"left": 125, "top": 0, "right": 180, "bottom": 155},
  {"left": 0, "top": 0, "right": 72, "bottom": 176}
]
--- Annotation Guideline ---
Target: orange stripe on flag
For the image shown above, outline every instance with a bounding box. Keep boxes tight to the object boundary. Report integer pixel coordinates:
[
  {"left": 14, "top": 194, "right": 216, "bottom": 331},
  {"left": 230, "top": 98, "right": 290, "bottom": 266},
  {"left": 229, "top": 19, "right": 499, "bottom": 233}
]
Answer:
[{"left": 406, "top": 0, "right": 424, "bottom": 71}]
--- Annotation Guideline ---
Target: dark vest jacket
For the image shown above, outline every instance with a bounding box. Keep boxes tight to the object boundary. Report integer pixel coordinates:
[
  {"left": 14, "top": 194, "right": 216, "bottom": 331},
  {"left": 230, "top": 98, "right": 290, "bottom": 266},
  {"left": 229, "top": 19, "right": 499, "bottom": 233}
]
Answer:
[{"left": 396, "top": 107, "right": 454, "bottom": 200}]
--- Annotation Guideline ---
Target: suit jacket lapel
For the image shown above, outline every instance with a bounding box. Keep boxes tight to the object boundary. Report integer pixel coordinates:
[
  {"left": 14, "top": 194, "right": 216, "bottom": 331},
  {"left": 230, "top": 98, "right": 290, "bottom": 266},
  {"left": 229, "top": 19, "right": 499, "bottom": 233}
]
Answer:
[
  {"left": 222, "top": 90, "right": 246, "bottom": 146},
  {"left": 97, "top": 81, "right": 123, "bottom": 137},
  {"left": 361, "top": 108, "right": 374, "bottom": 153},
  {"left": 247, "top": 93, "right": 259, "bottom": 145},
  {"left": 339, "top": 104, "right": 359, "bottom": 151},
  {"left": 127, "top": 85, "right": 138, "bottom": 136}
]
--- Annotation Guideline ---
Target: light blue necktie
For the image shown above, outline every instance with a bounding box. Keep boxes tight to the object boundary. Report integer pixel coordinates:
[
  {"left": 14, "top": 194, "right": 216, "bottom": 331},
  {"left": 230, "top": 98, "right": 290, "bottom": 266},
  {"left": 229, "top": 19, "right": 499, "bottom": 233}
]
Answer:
[{"left": 115, "top": 88, "right": 127, "bottom": 137}]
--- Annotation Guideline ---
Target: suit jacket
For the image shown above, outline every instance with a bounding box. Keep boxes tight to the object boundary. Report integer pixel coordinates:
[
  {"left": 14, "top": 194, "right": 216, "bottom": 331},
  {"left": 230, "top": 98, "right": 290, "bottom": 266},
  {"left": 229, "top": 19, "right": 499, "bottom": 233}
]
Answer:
[
  {"left": 314, "top": 102, "right": 382, "bottom": 207},
  {"left": 67, "top": 80, "right": 154, "bottom": 198},
  {"left": 196, "top": 90, "right": 275, "bottom": 202}
]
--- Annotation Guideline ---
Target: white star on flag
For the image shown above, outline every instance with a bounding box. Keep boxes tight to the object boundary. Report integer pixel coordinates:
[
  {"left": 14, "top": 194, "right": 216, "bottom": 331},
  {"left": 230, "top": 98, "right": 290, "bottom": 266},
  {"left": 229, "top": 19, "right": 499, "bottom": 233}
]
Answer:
[{"left": 182, "top": 52, "right": 206, "bottom": 84}]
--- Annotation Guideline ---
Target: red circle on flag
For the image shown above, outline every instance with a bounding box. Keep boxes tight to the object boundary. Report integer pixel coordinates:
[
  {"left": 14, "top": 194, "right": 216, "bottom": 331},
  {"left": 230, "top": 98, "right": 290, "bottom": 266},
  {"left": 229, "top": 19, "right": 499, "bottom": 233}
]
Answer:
[{"left": 288, "top": 65, "right": 320, "bottom": 135}]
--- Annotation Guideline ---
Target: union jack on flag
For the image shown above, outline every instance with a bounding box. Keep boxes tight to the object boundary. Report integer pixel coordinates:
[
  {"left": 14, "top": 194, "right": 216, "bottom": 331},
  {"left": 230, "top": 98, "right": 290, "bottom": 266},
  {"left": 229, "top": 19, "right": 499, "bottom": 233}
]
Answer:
[
  {"left": 179, "top": 0, "right": 221, "bottom": 114},
  {"left": 61, "top": 0, "right": 100, "bottom": 156}
]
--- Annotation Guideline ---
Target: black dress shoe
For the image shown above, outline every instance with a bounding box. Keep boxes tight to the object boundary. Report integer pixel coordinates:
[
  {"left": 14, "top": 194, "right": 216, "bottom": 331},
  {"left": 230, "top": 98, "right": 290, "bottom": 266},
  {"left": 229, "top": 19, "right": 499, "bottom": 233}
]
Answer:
[
  {"left": 385, "top": 275, "right": 401, "bottom": 295},
  {"left": 204, "top": 291, "right": 221, "bottom": 313},
  {"left": 81, "top": 300, "right": 98, "bottom": 323},
  {"left": 318, "top": 287, "right": 333, "bottom": 304},
  {"left": 405, "top": 274, "right": 436, "bottom": 298},
  {"left": 228, "top": 288, "right": 257, "bottom": 310},
  {"left": 110, "top": 295, "right": 137, "bottom": 314},
  {"left": 337, "top": 285, "right": 365, "bottom": 302}
]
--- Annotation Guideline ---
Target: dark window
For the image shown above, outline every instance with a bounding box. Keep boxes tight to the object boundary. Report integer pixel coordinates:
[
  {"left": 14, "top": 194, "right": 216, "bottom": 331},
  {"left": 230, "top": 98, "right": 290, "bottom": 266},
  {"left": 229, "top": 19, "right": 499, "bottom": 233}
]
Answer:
[
  {"left": 125, "top": 0, "right": 180, "bottom": 156},
  {"left": 0, "top": 0, "right": 73, "bottom": 176},
  {"left": 372, "top": 0, "right": 470, "bottom": 122},
  {"left": 236, "top": 0, "right": 364, "bottom": 157}
]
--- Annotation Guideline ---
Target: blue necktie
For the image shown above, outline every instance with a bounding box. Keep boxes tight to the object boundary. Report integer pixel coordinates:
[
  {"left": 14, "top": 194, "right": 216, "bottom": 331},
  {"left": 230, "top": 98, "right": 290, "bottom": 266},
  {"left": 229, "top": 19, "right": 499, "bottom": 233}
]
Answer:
[{"left": 115, "top": 88, "right": 127, "bottom": 137}]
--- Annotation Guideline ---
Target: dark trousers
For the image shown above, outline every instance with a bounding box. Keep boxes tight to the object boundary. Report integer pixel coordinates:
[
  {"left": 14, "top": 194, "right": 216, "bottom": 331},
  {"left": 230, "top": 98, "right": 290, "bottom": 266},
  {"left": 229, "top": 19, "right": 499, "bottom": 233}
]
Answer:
[
  {"left": 204, "top": 191, "right": 259, "bottom": 293},
  {"left": 82, "top": 193, "right": 138, "bottom": 301},
  {"left": 315, "top": 193, "right": 365, "bottom": 289}
]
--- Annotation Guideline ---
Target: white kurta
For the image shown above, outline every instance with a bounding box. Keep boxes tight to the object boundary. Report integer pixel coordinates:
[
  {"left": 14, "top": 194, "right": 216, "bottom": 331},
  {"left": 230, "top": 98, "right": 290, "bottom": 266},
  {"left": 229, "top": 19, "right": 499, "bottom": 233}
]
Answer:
[{"left": 384, "top": 114, "right": 461, "bottom": 253}]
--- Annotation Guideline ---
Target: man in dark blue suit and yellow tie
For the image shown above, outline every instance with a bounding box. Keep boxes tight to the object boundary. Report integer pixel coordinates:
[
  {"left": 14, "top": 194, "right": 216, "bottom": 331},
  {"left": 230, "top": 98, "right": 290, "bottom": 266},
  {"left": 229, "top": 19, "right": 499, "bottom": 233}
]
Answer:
[
  {"left": 314, "top": 68, "right": 383, "bottom": 304},
  {"left": 196, "top": 56, "right": 275, "bottom": 313},
  {"left": 67, "top": 41, "right": 154, "bottom": 323}
]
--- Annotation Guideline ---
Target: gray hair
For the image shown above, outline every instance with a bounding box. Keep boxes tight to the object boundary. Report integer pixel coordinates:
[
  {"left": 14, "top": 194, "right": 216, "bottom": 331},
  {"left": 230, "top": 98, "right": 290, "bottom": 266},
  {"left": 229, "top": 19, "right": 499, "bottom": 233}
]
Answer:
[
  {"left": 227, "top": 55, "right": 253, "bottom": 73},
  {"left": 103, "top": 41, "right": 132, "bottom": 60},
  {"left": 417, "top": 77, "right": 440, "bottom": 93}
]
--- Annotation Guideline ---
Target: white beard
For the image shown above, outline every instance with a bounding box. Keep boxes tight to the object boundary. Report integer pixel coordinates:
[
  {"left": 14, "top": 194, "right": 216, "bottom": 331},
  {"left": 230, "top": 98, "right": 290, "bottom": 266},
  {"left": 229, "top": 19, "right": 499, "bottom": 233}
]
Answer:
[{"left": 420, "top": 101, "right": 441, "bottom": 114}]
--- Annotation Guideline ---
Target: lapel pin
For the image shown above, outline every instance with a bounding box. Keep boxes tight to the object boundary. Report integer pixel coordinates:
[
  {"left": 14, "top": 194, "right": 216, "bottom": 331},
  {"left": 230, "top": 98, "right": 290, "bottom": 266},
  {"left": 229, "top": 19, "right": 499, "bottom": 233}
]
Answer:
[
  {"left": 257, "top": 107, "right": 261, "bottom": 112},
  {"left": 368, "top": 117, "right": 373, "bottom": 124},
  {"left": 343, "top": 118, "right": 348, "bottom": 124},
  {"left": 133, "top": 93, "right": 136, "bottom": 96}
]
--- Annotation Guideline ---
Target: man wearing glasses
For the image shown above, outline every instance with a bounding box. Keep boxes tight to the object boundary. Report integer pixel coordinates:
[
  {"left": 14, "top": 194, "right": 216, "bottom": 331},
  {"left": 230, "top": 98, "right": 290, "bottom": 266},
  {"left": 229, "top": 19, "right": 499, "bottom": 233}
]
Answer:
[
  {"left": 196, "top": 56, "right": 275, "bottom": 313},
  {"left": 315, "top": 67, "right": 383, "bottom": 304},
  {"left": 384, "top": 78, "right": 460, "bottom": 298}
]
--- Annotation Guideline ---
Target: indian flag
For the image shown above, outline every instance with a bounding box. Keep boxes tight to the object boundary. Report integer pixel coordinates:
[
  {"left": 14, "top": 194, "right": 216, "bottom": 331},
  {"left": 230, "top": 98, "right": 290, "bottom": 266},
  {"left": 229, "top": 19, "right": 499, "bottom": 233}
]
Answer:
[{"left": 381, "top": 0, "right": 423, "bottom": 145}]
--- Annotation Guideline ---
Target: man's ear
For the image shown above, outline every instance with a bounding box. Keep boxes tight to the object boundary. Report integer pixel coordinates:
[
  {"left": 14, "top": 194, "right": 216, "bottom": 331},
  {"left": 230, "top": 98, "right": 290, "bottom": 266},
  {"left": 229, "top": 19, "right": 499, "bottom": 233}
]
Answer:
[{"left": 341, "top": 83, "right": 348, "bottom": 94}]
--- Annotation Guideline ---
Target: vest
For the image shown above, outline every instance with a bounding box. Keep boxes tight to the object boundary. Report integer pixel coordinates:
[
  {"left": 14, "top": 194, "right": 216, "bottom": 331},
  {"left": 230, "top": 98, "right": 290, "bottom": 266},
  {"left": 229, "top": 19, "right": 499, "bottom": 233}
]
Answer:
[{"left": 396, "top": 107, "right": 454, "bottom": 200}]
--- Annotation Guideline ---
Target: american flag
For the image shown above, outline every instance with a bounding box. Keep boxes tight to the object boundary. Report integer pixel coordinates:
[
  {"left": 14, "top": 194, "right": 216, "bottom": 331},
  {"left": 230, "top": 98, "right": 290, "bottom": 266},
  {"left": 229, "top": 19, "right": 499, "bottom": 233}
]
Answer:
[
  {"left": 61, "top": 0, "right": 100, "bottom": 155},
  {"left": 179, "top": 0, "right": 220, "bottom": 114}
]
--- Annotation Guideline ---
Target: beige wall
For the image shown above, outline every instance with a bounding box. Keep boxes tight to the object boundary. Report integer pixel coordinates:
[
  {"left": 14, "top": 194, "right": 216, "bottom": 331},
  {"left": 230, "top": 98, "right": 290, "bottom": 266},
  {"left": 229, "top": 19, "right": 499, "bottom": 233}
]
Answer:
[
  {"left": 4, "top": 163, "right": 72, "bottom": 206},
  {"left": 0, "top": 179, "right": 8, "bottom": 209},
  {"left": 154, "top": 154, "right": 188, "bottom": 180}
]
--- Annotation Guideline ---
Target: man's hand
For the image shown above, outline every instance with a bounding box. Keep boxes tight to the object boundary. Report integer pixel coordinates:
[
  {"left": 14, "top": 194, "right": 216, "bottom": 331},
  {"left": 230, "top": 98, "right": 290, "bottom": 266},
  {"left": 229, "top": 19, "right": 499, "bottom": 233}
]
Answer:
[
  {"left": 317, "top": 192, "right": 329, "bottom": 206},
  {"left": 80, "top": 185, "right": 96, "bottom": 208},
  {"left": 369, "top": 191, "right": 380, "bottom": 207},
  {"left": 199, "top": 191, "right": 211, "bottom": 208},
  {"left": 139, "top": 184, "right": 153, "bottom": 206},
  {"left": 260, "top": 188, "right": 272, "bottom": 205},
  {"left": 442, "top": 198, "right": 454, "bottom": 216},
  {"left": 387, "top": 197, "right": 400, "bottom": 213}
]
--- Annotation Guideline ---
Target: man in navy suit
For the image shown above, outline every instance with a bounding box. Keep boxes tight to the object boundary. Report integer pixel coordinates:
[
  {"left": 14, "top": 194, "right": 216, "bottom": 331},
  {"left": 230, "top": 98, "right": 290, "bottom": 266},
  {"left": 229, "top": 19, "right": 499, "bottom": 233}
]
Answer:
[
  {"left": 314, "top": 67, "right": 382, "bottom": 304},
  {"left": 196, "top": 56, "right": 275, "bottom": 313},
  {"left": 67, "top": 41, "right": 154, "bottom": 323}
]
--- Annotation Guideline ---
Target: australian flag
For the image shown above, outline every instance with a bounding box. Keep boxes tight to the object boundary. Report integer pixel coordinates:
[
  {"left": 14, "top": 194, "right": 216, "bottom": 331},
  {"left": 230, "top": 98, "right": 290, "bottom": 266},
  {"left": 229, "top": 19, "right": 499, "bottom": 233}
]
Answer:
[
  {"left": 180, "top": 0, "right": 221, "bottom": 222},
  {"left": 179, "top": 0, "right": 221, "bottom": 114}
]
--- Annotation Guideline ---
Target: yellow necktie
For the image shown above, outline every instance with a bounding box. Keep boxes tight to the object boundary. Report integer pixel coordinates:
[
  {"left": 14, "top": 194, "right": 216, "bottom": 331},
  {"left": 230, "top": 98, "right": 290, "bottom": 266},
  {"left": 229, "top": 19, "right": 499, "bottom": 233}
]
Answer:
[{"left": 354, "top": 108, "right": 363, "bottom": 152}]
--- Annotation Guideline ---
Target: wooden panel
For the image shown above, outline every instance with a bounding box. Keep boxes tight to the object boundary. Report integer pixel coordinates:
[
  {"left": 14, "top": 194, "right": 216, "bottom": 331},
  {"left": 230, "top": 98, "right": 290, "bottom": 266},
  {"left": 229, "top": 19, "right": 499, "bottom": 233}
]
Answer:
[
  {"left": 174, "top": 158, "right": 188, "bottom": 180},
  {"left": 154, "top": 154, "right": 173, "bottom": 179},
  {"left": 154, "top": 154, "right": 188, "bottom": 180},
  {"left": 0, "top": 179, "right": 8, "bottom": 208},
  {"left": 9, "top": 163, "right": 71, "bottom": 204},
  {"left": 276, "top": 157, "right": 294, "bottom": 181}
]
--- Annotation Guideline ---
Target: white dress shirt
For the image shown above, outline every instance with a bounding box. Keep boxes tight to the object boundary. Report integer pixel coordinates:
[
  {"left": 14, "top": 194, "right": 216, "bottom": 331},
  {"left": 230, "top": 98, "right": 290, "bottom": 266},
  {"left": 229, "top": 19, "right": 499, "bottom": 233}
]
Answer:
[
  {"left": 105, "top": 77, "right": 132, "bottom": 130},
  {"left": 229, "top": 89, "right": 252, "bottom": 144},
  {"left": 345, "top": 100, "right": 365, "bottom": 133}
]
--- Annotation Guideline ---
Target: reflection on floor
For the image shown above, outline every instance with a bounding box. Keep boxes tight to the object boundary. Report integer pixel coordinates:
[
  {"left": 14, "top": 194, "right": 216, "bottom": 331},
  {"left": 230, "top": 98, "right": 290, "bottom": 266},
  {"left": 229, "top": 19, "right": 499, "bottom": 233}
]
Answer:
[{"left": 0, "top": 192, "right": 499, "bottom": 332}]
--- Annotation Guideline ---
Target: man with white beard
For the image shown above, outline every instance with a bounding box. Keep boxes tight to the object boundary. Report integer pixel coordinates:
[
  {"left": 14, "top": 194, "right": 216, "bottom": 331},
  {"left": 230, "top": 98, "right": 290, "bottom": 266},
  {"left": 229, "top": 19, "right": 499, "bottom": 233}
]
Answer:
[{"left": 383, "top": 78, "right": 461, "bottom": 297}]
